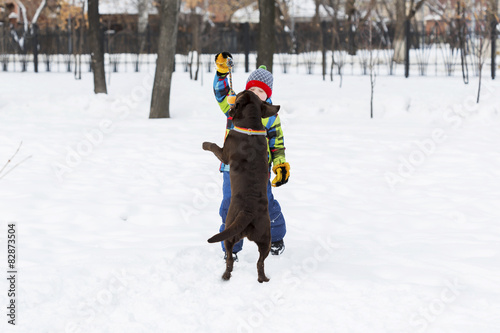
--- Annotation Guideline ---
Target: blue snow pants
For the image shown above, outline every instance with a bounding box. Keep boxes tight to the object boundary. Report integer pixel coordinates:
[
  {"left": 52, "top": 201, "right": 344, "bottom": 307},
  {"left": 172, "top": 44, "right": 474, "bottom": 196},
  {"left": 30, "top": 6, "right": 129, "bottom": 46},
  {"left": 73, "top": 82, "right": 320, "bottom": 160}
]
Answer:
[{"left": 219, "top": 170, "right": 286, "bottom": 253}]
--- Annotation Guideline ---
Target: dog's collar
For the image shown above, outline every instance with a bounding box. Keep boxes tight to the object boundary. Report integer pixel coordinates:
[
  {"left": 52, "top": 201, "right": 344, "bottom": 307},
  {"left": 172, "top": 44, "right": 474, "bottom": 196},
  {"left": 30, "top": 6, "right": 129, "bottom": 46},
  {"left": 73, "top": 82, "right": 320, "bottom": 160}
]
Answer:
[{"left": 232, "top": 126, "right": 267, "bottom": 136}]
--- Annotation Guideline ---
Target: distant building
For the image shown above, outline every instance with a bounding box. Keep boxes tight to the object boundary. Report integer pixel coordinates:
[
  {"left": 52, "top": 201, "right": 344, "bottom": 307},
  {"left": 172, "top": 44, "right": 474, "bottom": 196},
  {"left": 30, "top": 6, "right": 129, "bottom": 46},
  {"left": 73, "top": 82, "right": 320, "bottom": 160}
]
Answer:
[
  {"left": 98, "top": 0, "right": 205, "bottom": 32},
  {"left": 0, "top": 0, "right": 19, "bottom": 26},
  {"left": 231, "top": 0, "right": 335, "bottom": 24},
  {"left": 0, "top": 0, "right": 66, "bottom": 29},
  {"left": 99, "top": 0, "right": 159, "bottom": 32}
]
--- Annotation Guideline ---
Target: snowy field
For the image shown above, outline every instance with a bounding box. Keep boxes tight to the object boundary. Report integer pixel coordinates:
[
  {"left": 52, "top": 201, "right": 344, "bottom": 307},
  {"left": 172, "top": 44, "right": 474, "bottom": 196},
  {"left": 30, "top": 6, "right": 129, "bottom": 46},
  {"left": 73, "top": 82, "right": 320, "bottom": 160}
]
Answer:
[{"left": 1, "top": 69, "right": 500, "bottom": 333}]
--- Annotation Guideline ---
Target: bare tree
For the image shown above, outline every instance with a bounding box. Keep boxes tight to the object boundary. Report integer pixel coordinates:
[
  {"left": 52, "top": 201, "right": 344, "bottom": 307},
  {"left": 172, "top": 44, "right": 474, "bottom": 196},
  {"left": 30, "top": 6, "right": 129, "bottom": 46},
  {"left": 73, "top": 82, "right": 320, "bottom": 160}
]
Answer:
[
  {"left": 75, "top": 2, "right": 86, "bottom": 80},
  {"left": 257, "top": 0, "right": 275, "bottom": 71},
  {"left": 345, "top": 0, "right": 357, "bottom": 55},
  {"left": 138, "top": 0, "right": 150, "bottom": 53},
  {"left": 322, "top": 0, "right": 344, "bottom": 84},
  {"left": 457, "top": 0, "right": 469, "bottom": 84},
  {"left": 185, "top": 2, "right": 204, "bottom": 81},
  {"left": 369, "top": 18, "right": 376, "bottom": 118},
  {"left": 313, "top": 0, "right": 327, "bottom": 80},
  {"left": 31, "top": 0, "right": 47, "bottom": 26},
  {"left": 275, "top": 0, "right": 296, "bottom": 72},
  {"left": 88, "top": 0, "right": 107, "bottom": 94},
  {"left": 344, "top": 0, "right": 376, "bottom": 56},
  {"left": 10, "top": 0, "right": 47, "bottom": 51},
  {"left": 475, "top": 35, "right": 489, "bottom": 103},
  {"left": 191, "top": 12, "right": 203, "bottom": 81},
  {"left": 488, "top": 0, "right": 498, "bottom": 80},
  {"left": 150, "top": 0, "right": 181, "bottom": 118},
  {"left": 474, "top": 0, "right": 497, "bottom": 103},
  {"left": 392, "top": 0, "right": 406, "bottom": 62},
  {"left": 425, "top": 0, "right": 469, "bottom": 82},
  {"left": 13, "top": 0, "right": 28, "bottom": 33},
  {"left": 390, "top": 0, "right": 427, "bottom": 63}
]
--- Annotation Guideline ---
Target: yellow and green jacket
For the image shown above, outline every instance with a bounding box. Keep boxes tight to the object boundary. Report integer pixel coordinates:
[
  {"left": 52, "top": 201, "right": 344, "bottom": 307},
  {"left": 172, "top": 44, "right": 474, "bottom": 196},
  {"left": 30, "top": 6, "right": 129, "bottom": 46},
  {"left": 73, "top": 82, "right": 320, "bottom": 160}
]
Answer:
[{"left": 213, "top": 73, "right": 286, "bottom": 172}]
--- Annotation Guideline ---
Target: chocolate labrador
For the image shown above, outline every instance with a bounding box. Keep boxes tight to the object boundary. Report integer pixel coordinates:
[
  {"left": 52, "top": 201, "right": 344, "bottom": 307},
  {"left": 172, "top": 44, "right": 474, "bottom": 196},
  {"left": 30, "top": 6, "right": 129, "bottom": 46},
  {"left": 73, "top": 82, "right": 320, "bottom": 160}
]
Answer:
[{"left": 203, "top": 90, "right": 280, "bottom": 283}]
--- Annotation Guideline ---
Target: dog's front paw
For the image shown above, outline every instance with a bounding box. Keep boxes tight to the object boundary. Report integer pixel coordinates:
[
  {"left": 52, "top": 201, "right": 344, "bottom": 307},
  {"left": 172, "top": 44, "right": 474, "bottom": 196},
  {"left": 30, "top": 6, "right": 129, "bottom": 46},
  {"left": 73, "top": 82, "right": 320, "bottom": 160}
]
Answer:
[{"left": 202, "top": 142, "right": 212, "bottom": 151}]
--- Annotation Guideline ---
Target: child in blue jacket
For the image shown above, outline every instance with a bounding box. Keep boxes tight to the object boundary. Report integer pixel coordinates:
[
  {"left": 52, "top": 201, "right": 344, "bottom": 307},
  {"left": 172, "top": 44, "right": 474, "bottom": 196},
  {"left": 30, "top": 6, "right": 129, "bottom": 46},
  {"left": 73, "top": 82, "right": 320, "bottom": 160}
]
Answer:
[{"left": 213, "top": 52, "right": 290, "bottom": 259}]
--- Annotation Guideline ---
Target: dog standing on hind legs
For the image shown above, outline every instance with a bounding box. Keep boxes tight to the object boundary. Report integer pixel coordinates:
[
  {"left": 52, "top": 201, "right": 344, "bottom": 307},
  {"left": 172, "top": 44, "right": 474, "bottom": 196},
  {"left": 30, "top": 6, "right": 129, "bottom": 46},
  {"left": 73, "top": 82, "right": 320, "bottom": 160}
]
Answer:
[{"left": 203, "top": 90, "right": 280, "bottom": 283}]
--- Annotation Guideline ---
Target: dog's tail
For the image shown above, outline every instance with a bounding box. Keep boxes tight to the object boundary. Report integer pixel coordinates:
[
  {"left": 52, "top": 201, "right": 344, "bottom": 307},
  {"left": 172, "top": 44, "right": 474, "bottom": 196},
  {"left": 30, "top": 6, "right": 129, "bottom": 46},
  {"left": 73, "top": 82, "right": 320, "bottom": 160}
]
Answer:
[{"left": 207, "top": 211, "right": 253, "bottom": 243}]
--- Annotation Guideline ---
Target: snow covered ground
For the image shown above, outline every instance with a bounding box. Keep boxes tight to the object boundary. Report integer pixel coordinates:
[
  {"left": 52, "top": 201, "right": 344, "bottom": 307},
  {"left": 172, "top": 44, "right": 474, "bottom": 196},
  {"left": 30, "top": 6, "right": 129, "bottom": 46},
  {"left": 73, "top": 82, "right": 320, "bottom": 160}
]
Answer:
[{"left": 1, "top": 68, "right": 499, "bottom": 333}]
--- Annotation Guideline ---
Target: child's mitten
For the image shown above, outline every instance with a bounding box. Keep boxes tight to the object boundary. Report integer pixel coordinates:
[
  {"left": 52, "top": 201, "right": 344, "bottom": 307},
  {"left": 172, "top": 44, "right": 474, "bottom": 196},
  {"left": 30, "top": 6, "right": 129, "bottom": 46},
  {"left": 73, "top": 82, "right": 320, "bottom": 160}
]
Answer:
[
  {"left": 272, "top": 162, "right": 290, "bottom": 187},
  {"left": 227, "top": 93, "right": 236, "bottom": 107},
  {"left": 215, "top": 52, "right": 233, "bottom": 74}
]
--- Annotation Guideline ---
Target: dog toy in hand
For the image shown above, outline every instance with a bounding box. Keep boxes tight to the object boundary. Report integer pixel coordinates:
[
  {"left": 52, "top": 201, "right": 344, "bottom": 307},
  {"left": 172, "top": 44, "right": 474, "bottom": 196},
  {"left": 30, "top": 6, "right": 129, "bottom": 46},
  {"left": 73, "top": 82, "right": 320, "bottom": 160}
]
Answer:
[
  {"left": 272, "top": 162, "right": 290, "bottom": 187},
  {"left": 215, "top": 52, "right": 233, "bottom": 74},
  {"left": 227, "top": 93, "right": 237, "bottom": 107},
  {"left": 215, "top": 52, "right": 236, "bottom": 106}
]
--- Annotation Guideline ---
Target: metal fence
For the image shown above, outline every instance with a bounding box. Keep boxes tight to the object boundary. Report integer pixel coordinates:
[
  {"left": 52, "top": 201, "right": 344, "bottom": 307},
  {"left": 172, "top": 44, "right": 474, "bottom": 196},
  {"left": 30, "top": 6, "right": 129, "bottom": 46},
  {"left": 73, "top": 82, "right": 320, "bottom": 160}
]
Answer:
[{"left": 1, "top": 20, "right": 497, "bottom": 78}]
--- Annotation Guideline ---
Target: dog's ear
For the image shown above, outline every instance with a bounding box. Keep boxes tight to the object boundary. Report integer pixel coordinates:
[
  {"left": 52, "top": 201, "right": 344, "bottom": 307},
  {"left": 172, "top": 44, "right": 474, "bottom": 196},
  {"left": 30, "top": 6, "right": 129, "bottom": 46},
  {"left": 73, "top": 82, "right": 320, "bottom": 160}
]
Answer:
[
  {"left": 261, "top": 101, "right": 280, "bottom": 118},
  {"left": 228, "top": 101, "right": 241, "bottom": 118},
  {"left": 228, "top": 91, "right": 247, "bottom": 118}
]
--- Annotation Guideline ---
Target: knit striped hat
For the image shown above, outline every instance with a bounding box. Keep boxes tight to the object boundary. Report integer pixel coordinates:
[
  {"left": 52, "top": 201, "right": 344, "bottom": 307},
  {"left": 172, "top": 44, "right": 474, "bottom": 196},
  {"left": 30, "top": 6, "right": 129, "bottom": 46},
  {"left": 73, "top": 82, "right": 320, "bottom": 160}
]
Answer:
[{"left": 245, "top": 65, "right": 273, "bottom": 98}]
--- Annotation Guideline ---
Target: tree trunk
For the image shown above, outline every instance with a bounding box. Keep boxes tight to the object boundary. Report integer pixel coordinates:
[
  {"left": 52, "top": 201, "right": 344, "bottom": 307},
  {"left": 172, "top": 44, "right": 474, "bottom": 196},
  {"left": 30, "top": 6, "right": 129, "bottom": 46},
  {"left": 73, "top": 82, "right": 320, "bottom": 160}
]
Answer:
[
  {"left": 321, "top": 21, "right": 327, "bottom": 80},
  {"left": 345, "top": 0, "right": 356, "bottom": 55},
  {"left": 404, "top": 18, "right": 410, "bottom": 77},
  {"left": 329, "top": 0, "right": 341, "bottom": 82},
  {"left": 458, "top": 1, "right": 469, "bottom": 84},
  {"left": 489, "top": 0, "right": 498, "bottom": 80},
  {"left": 243, "top": 22, "right": 250, "bottom": 72},
  {"left": 33, "top": 23, "right": 39, "bottom": 73},
  {"left": 138, "top": 0, "right": 149, "bottom": 54},
  {"left": 477, "top": 61, "right": 483, "bottom": 103},
  {"left": 190, "top": 13, "right": 202, "bottom": 81},
  {"left": 314, "top": 0, "right": 326, "bottom": 80},
  {"left": 394, "top": 0, "right": 427, "bottom": 64},
  {"left": 393, "top": 0, "right": 406, "bottom": 63},
  {"left": 257, "top": 0, "right": 275, "bottom": 72},
  {"left": 150, "top": 0, "right": 181, "bottom": 119},
  {"left": 88, "top": 0, "right": 107, "bottom": 94},
  {"left": 369, "top": 21, "right": 375, "bottom": 118}
]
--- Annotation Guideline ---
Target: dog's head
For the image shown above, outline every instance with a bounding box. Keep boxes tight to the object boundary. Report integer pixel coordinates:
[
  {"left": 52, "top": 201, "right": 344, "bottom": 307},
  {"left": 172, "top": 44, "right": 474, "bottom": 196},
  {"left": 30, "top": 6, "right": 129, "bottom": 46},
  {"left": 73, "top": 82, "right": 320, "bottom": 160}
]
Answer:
[{"left": 228, "top": 90, "right": 280, "bottom": 123}]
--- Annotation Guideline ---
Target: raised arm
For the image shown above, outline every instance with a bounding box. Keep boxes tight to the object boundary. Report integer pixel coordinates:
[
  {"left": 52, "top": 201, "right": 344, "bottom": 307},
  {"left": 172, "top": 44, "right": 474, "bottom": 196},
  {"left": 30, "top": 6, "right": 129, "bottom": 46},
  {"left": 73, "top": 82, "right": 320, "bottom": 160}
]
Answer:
[{"left": 213, "top": 52, "right": 233, "bottom": 116}]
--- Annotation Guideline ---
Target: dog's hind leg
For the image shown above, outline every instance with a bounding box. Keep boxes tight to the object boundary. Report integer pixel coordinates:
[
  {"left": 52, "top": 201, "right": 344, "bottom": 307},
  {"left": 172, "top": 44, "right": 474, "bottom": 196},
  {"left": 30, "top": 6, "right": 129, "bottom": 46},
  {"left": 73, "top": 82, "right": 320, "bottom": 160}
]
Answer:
[
  {"left": 256, "top": 239, "right": 271, "bottom": 283},
  {"left": 222, "top": 240, "right": 236, "bottom": 281}
]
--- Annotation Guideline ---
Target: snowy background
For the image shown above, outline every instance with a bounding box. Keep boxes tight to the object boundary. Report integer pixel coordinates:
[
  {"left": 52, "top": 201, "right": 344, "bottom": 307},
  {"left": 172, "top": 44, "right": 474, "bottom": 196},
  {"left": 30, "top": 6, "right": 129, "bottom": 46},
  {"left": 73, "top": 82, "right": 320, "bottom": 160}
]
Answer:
[{"left": 1, "top": 63, "right": 500, "bottom": 332}]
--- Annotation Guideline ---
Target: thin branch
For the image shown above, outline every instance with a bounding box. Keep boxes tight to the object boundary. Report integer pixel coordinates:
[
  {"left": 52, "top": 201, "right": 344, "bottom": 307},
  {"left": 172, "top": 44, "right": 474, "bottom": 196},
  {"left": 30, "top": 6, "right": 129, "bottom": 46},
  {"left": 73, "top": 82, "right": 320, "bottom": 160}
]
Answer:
[
  {"left": 0, "top": 156, "right": 32, "bottom": 180},
  {"left": 0, "top": 142, "right": 32, "bottom": 180},
  {"left": 32, "top": 0, "right": 48, "bottom": 26},
  {"left": 415, "top": 0, "right": 427, "bottom": 12},
  {"left": 0, "top": 142, "right": 23, "bottom": 175},
  {"left": 426, "top": 1, "right": 452, "bottom": 25},
  {"left": 408, "top": 0, "right": 428, "bottom": 19},
  {"left": 13, "top": 0, "right": 29, "bottom": 32},
  {"left": 379, "top": 0, "right": 394, "bottom": 21},
  {"left": 359, "top": 0, "right": 377, "bottom": 25}
]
